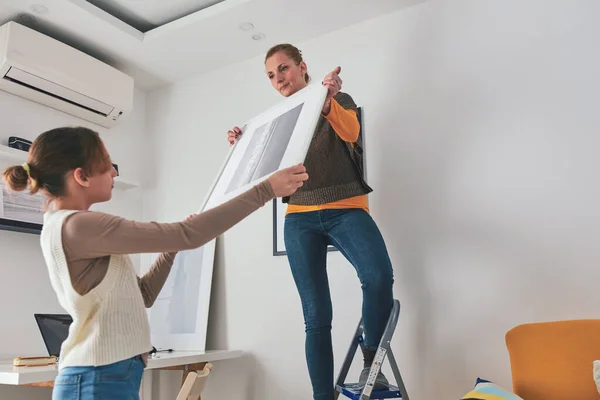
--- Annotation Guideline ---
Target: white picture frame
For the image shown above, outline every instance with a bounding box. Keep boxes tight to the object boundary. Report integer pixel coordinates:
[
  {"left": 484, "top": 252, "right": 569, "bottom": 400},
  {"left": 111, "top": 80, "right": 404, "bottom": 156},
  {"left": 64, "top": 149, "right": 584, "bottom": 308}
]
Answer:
[
  {"left": 204, "top": 84, "right": 328, "bottom": 211},
  {"left": 273, "top": 106, "right": 366, "bottom": 256},
  {"left": 147, "top": 83, "right": 327, "bottom": 351},
  {"left": 147, "top": 161, "right": 223, "bottom": 351},
  {"left": 147, "top": 241, "right": 216, "bottom": 351}
]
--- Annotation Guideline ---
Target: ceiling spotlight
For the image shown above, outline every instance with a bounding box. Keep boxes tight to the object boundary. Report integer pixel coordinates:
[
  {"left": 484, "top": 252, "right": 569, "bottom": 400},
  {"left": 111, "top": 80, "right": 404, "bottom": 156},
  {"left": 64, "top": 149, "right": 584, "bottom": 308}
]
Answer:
[
  {"left": 31, "top": 4, "right": 49, "bottom": 14},
  {"left": 239, "top": 22, "right": 254, "bottom": 31},
  {"left": 252, "top": 33, "right": 265, "bottom": 41}
]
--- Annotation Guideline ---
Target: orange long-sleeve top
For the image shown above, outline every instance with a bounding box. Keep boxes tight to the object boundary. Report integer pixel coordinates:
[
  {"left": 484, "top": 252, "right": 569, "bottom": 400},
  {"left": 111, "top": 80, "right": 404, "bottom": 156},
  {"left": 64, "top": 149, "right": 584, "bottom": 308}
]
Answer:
[{"left": 286, "top": 98, "right": 370, "bottom": 215}]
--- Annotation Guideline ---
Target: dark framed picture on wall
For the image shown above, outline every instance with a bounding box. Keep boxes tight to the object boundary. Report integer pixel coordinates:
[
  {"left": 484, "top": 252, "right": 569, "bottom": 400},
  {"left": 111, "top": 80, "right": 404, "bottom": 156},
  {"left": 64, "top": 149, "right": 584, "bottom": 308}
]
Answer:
[{"left": 272, "top": 106, "right": 366, "bottom": 256}]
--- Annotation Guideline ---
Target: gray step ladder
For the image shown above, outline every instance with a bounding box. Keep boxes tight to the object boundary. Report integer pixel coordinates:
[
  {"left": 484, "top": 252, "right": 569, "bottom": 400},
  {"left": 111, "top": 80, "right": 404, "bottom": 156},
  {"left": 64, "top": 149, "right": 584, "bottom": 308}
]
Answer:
[{"left": 334, "top": 299, "right": 410, "bottom": 400}]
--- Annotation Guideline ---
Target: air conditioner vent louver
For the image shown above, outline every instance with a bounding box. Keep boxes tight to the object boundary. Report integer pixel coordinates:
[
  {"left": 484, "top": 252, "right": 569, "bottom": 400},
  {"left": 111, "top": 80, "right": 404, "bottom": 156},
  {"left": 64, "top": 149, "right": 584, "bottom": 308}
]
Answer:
[{"left": 0, "top": 21, "right": 133, "bottom": 128}]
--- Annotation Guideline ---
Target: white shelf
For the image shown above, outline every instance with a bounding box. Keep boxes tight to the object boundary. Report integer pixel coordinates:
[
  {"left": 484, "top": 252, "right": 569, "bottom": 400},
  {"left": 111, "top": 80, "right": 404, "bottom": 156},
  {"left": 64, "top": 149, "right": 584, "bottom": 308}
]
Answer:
[{"left": 0, "top": 145, "right": 140, "bottom": 190}]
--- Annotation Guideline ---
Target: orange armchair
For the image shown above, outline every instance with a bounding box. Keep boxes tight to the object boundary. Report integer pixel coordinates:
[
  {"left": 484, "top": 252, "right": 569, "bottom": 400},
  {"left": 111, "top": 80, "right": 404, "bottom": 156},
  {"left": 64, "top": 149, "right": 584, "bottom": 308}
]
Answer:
[{"left": 505, "top": 319, "right": 600, "bottom": 400}]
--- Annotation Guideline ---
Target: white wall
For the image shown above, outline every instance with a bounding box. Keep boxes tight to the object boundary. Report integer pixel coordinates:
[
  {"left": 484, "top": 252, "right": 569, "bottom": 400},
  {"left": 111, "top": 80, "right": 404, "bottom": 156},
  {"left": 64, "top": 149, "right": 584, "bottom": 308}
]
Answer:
[
  {"left": 145, "top": 0, "right": 600, "bottom": 399},
  {"left": 0, "top": 88, "right": 148, "bottom": 399}
]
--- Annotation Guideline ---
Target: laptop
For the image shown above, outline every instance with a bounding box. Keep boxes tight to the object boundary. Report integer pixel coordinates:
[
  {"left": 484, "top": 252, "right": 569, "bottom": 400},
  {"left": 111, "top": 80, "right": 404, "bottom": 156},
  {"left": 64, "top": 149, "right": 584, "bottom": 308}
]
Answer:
[{"left": 34, "top": 314, "right": 72, "bottom": 359}]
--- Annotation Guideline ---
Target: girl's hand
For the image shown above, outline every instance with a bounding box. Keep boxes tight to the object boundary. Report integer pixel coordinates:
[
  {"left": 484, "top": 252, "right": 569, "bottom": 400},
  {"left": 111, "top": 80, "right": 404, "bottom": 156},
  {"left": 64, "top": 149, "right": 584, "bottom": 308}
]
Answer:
[
  {"left": 321, "top": 66, "right": 342, "bottom": 115},
  {"left": 267, "top": 164, "right": 309, "bottom": 197}
]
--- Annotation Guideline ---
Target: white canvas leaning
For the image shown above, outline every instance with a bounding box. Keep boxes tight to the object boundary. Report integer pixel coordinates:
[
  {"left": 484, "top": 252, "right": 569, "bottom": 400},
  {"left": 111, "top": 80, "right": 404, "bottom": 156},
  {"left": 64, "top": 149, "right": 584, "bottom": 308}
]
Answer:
[
  {"left": 146, "top": 221, "right": 217, "bottom": 351},
  {"left": 147, "top": 240, "right": 216, "bottom": 351},
  {"left": 147, "top": 83, "right": 327, "bottom": 351}
]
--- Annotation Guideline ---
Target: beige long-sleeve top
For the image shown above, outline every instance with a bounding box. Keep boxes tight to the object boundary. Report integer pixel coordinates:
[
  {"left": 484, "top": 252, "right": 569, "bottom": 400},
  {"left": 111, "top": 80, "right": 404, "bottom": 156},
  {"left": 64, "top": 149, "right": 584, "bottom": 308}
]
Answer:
[{"left": 60, "top": 180, "right": 274, "bottom": 302}]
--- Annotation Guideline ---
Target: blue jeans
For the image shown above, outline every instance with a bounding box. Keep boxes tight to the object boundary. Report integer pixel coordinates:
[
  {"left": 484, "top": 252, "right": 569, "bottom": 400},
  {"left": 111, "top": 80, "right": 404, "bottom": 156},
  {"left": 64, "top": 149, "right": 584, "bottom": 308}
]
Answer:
[
  {"left": 284, "top": 209, "right": 394, "bottom": 400},
  {"left": 52, "top": 355, "right": 144, "bottom": 400}
]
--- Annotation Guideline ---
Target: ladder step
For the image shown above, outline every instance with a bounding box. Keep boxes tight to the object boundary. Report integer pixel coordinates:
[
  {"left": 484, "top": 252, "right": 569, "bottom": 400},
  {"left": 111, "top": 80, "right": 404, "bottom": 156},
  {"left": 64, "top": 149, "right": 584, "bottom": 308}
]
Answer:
[{"left": 336, "top": 383, "right": 403, "bottom": 399}]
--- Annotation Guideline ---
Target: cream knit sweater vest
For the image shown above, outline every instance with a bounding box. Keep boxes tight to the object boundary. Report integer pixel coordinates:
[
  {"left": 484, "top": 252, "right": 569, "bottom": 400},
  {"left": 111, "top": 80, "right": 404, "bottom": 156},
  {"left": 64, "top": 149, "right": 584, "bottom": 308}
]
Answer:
[{"left": 40, "top": 209, "right": 152, "bottom": 369}]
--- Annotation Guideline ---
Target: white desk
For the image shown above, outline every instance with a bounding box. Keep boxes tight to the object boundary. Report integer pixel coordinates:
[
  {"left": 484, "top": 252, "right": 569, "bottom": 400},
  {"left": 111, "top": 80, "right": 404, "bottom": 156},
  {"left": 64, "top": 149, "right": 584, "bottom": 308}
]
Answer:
[{"left": 0, "top": 350, "right": 242, "bottom": 386}]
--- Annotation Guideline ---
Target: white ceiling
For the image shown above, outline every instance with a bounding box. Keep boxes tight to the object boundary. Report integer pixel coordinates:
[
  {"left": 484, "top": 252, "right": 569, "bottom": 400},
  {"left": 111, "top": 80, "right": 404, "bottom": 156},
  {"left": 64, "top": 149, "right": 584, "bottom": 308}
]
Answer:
[{"left": 0, "top": 0, "right": 422, "bottom": 90}]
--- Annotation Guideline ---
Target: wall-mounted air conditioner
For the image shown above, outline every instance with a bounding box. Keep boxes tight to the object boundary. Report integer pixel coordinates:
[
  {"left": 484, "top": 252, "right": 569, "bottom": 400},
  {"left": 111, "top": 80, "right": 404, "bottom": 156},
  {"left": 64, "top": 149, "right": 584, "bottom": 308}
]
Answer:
[{"left": 0, "top": 21, "right": 133, "bottom": 128}]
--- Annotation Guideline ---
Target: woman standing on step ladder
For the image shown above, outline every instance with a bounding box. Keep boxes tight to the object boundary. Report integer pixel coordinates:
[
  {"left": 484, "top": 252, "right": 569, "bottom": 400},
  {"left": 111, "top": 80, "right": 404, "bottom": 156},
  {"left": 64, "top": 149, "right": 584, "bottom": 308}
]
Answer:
[{"left": 226, "top": 43, "right": 395, "bottom": 400}]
